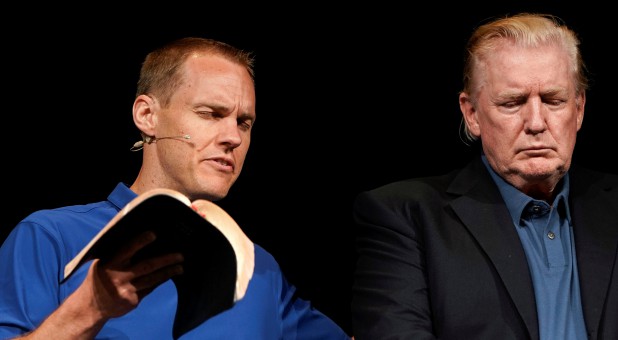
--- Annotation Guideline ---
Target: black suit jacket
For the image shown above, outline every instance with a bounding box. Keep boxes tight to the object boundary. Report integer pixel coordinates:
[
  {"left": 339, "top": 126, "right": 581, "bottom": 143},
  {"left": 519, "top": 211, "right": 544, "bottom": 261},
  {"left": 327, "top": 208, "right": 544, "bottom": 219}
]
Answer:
[{"left": 351, "top": 157, "right": 618, "bottom": 340}]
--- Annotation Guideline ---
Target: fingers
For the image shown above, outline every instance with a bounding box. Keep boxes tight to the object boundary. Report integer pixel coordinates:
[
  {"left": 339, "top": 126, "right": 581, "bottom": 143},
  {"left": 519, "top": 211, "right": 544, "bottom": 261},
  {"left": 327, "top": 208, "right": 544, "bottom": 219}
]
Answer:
[
  {"left": 112, "top": 231, "right": 158, "bottom": 265},
  {"left": 130, "top": 253, "right": 184, "bottom": 291},
  {"left": 87, "top": 233, "right": 185, "bottom": 318},
  {"left": 117, "top": 232, "right": 185, "bottom": 290}
]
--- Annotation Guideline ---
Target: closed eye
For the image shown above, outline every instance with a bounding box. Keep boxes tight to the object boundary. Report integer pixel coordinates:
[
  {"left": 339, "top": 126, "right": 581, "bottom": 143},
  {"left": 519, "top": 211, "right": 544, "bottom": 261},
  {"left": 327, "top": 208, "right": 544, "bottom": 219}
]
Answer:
[
  {"left": 238, "top": 117, "right": 254, "bottom": 131},
  {"left": 498, "top": 98, "right": 526, "bottom": 112},
  {"left": 195, "top": 110, "right": 215, "bottom": 119},
  {"left": 543, "top": 98, "right": 567, "bottom": 107}
]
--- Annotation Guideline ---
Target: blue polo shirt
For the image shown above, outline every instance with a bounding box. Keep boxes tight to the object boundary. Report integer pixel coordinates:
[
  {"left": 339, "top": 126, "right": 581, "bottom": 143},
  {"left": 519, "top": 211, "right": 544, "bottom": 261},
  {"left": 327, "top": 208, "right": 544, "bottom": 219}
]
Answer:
[
  {"left": 482, "top": 156, "right": 587, "bottom": 339},
  {"left": 0, "top": 182, "right": 349, "bottom": 339}
]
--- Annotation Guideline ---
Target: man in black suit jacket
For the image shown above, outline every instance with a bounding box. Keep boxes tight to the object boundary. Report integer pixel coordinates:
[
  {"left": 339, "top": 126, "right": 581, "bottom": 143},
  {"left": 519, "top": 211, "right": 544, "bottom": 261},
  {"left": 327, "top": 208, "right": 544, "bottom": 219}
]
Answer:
[{"left": 351, "top": 13, "right": 618, "bottom": 340}]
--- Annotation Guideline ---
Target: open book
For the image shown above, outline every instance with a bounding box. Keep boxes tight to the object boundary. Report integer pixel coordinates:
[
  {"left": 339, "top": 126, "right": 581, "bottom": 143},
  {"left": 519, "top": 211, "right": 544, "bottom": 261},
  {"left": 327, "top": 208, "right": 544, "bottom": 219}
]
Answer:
[{"left": 63, "top": 188, "right": 255, "bottom": 339}]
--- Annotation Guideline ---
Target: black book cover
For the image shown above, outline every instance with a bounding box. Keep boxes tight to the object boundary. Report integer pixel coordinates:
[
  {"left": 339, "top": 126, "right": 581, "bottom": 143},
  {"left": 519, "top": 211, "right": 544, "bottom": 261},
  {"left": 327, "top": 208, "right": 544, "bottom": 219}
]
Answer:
[{"left": 63, "top": 189, "right": 254, "bottom": 339}]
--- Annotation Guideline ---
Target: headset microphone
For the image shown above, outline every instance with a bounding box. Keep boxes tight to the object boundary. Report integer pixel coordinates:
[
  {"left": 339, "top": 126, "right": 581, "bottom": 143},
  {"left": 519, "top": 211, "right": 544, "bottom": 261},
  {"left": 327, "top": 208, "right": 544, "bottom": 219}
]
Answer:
[{"left": 130, "top": 134, "right": 191, "bottom": 151}]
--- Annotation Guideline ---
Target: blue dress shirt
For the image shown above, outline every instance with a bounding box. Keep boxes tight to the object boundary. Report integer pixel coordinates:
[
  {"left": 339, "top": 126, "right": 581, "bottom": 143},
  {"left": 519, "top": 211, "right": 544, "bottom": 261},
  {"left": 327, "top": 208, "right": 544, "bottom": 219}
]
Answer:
[{"left": 482, "top": 156, "right": 587, "bottom": 339}]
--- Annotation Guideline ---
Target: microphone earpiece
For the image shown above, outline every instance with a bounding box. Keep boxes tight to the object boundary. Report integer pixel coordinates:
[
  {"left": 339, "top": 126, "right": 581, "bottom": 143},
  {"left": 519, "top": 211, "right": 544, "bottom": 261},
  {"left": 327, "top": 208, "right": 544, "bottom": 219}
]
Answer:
[
  {"left": 155, "top": 134, "right": 191, "bottom": 142},
  {"left": 130, "top": 134, "right": 191, "bottom": 151}
]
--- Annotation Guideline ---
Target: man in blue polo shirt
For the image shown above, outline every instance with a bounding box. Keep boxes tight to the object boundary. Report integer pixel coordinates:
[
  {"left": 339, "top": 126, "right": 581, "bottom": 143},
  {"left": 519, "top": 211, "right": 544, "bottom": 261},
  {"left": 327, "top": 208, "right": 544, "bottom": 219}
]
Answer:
[{"left": 0, "top": 37, "right": 350, "bottom": 340}]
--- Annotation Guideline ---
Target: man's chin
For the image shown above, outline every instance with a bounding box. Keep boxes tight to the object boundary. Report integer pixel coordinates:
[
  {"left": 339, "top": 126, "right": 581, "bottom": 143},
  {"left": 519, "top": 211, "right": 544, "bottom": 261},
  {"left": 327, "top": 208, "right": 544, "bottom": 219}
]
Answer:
[
  {"left": 191, "top": 184, "right": 230, "bottom": 202},
  {"left": 519, "top": 161, "right": 566, "bottom": 181}
]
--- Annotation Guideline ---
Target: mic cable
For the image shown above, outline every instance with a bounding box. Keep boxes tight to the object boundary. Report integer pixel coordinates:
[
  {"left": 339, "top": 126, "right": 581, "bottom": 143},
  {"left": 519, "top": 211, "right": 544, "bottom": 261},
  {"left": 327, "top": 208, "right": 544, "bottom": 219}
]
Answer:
[{"left": 130, "top": 134, "right": 191, "bottom": 151}]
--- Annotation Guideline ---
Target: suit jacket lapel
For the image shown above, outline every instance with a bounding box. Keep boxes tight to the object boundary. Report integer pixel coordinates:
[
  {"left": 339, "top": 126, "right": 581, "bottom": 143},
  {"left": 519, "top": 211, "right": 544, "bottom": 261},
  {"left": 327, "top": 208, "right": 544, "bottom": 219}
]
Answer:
[
  {"left": 569, "top": 166, "right": 618, "bottom": 332},
  {"left": 448, "top": 158, "right": 539, "bottom": 338}
]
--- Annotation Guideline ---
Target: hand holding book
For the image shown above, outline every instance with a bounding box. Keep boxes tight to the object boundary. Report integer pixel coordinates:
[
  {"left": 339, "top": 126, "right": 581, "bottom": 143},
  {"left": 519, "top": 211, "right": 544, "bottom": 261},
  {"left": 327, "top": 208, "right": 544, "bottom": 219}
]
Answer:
[{"left": 63, "top": 188, "right": 255, "bottom": 339}]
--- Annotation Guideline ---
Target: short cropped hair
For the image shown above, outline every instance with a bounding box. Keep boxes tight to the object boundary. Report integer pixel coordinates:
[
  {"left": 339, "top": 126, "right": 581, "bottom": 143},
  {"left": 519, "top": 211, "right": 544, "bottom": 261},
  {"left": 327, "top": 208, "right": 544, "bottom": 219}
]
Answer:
[{"left": 136, "top": 37, "right": 255, "bottom": 108}]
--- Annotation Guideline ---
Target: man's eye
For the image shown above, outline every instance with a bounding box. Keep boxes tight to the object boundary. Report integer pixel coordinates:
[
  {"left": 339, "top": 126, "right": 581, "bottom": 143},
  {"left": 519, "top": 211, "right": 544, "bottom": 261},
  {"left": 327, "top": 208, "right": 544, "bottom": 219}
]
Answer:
[
  {"left": 196, "top": 111, "right": 214, "bottom": 118},
  {"left": 546, "top": 99, "right": 565, "bottom": 106},
  {"left": 239, "top": 120, "right": 253, "bottom": 131},
  {"left": 502, "top": 101, "right": 520, "bottom": 108}
]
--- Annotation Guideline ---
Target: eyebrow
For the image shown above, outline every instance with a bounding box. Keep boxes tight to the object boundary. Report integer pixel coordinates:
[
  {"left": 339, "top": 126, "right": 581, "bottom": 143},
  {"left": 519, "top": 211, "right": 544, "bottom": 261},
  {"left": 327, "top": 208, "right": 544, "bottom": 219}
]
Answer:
[
  {"left": 496, "top": 86, "right": 568, "bottom": 100},
  {"left": 238, "top": 112, "right": 256, "bottom": 122}
]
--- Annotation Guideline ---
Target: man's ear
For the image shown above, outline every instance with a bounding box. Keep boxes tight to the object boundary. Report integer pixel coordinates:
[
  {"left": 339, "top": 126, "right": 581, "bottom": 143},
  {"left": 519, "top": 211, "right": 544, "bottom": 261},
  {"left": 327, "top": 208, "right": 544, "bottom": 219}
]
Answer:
[
  {"left": 459, "top": 92, "right": 481, "bottom": 138},
  {"left": 576, "top": 92, "right": 585, "bottom": 131},
  {"left": 133, "top": 94, "right": 158, "bottom": 136}
]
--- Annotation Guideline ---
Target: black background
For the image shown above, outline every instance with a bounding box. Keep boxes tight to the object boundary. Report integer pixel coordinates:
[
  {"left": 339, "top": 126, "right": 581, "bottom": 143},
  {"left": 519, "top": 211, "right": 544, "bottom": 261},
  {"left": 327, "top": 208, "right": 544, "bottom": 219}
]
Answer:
[{"left": 3, "top": 3, "right": 617, "bottom": 335}]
